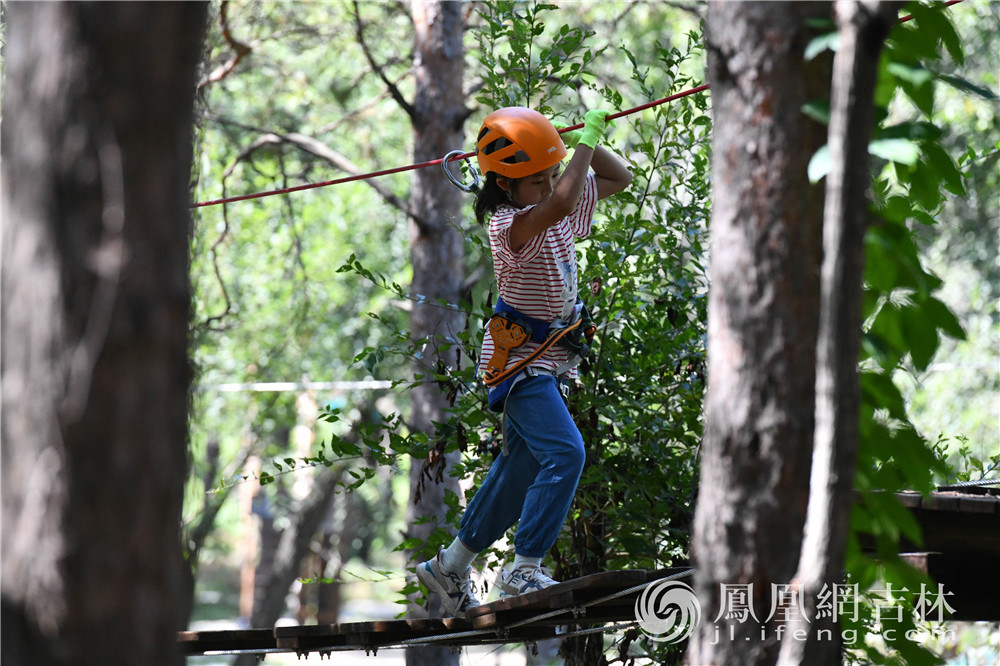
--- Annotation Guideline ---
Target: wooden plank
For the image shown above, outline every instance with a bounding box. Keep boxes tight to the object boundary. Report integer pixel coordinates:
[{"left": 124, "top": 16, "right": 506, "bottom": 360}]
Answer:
[
  {"left": 957, "top": 495, "right": 1000, "bottom": 514},
  {"left": 467, "top": 568, "right": 691, "bottom": 630},
  {"left": 275, "top": 617, "right": 559, "bottom": 650},
  {"left": 901, "top": 552, "right": 1000, "bottom": 621},
  {"left": 895, "top": 492, "right": 923, "bottom": 509},
  {"left": 178, "top": 628, "right": 277, "bottom": 655},
  {"left": 275, "top": 618, "right": 472, "bottom": 650},
  {"left": 467, "top": 569, "right": 649, "bottom": 621},
  {"left": 854, "top": 492, "right": 1000, "bottom": 556},
  {"left": 921, "top": 493, "right": 962, "bottom": 512}
]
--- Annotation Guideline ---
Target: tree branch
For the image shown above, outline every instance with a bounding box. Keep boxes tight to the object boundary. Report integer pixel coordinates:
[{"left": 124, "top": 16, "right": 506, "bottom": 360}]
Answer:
[
  {"left": 204, "top": 115, "right": 430, "bottom": 231},
  {"left": 197, "top": 1, "right": 252, "bottom": 91},
  {"left": 280, "top": 132, "right": 428, "bottom": 230},
  {"left": 352, "top": 0, "right": 416, "bottom": 120},
  {"left": 778, "top": 2, "right": 903, "bottom": 664}
]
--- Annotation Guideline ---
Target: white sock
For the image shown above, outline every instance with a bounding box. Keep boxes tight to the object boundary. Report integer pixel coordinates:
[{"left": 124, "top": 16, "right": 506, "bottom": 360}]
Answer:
[
  {"left": 512, "top": 554, "right": 543, "bottom": 570},
  {"left": 440, "top": 538, "right": 477, "bottom": 573}
]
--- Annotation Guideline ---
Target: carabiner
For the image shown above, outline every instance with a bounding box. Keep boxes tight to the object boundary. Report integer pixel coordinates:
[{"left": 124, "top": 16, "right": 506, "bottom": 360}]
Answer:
[{"left": 441, "top": 150, "right": 481, "bottom": 195}]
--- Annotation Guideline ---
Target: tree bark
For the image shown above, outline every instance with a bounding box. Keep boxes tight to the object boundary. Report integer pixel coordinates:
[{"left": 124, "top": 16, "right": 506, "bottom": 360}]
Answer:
[
  {"left": 690, "top": 3, "right": 831, "bottom": 664},
  {"left": 779, "top": 3, "right": 902, "bottom": 664},
  {"left": 1, "top": 3, "right": 206, "bottom": 665},
  {"left": 404, "top": 2, "right": 467, "bottom": 665},
  {"left": 231, "top": 468, "right": 342, "bottom": 666}
]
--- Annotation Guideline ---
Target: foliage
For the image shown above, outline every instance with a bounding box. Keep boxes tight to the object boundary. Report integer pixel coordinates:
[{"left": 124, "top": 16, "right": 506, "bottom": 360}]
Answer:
[
  {"left": 183, "top": 1, "right": 995, "bottom": 662},
  {"left": 809, "top": 2, "right": 995, "bottom": 663},
  {"left": 186, "top": 1, "right": 416, "bottom": 572},
  {"left": 901, "top": 0, "right": 999, "bottom": 472},
  {"left": 336, "top": 4, "right": 710, "bottom": 660}
]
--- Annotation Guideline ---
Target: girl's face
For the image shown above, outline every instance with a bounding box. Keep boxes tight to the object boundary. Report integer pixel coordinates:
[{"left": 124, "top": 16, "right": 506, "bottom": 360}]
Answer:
[{"left": 501, "top": 163, "right": 562, "bottom": 207}]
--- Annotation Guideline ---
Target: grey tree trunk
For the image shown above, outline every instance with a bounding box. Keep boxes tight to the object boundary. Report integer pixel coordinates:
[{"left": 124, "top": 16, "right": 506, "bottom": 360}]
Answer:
[
  {"left": 690, "top": 2, "right": 831, "bottom": 664},
  {"left": 1, "top": 2, "right": 206, "bottom": 664},
  {"left": 779, "top": 3, "right": 902, "bottom": 664},
  {"left": 404, "top": 2, "right": 467, "bottom": 665}
]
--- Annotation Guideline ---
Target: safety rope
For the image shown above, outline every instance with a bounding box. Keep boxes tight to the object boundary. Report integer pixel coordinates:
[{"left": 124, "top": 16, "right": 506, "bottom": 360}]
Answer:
[
  {"left": 190, "top": 0, "right": 963, "bottom": 209},
  {"left": 190, "top": 84, "right": 710, "bottom": 209}
]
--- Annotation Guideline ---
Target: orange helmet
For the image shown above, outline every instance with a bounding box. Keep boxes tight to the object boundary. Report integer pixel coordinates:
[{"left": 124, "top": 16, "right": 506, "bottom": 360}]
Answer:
[{"left": 476, "top": 107, "right": 567, "bottom": 179}]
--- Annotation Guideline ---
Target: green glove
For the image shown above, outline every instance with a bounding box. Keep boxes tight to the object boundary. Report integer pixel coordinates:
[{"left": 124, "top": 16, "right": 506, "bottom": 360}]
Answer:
[
  {"left": 578, "top": 109, "right": 614, "bottom": 150},
  {"left": 552, "top": 121, "right": 583, "bottom": 150}
]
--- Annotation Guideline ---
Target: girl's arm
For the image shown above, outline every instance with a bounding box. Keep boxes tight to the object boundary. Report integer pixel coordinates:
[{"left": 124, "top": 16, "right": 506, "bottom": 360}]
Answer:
[
  {"left": 507, "top": 146, "right": 594, "bottom": 253},
  {"left": 592, "top": 145, "right": 632, "bottom": 200}
]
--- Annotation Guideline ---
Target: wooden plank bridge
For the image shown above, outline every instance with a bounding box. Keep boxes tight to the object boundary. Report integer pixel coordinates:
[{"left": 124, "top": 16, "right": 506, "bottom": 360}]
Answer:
[
  {"left": 180, "top": 568, "right": 692, "bottom": 658},
  {"left": 180, "top": 484, "right": 999, "bottom": 658}
]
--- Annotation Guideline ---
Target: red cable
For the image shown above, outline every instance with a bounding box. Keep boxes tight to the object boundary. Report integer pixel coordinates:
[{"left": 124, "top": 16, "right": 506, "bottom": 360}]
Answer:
[
  {"left": 191, "top": 0, "right": 962, "bottom": 209},
  {"left": 900, "top": 0, "right": 963, "bottom": 23},
  {"left": 191, "top": 83, "right": 711, "bottom": 208}
]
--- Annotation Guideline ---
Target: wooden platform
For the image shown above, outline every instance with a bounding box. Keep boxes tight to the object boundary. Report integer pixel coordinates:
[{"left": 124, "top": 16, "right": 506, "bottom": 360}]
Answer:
[
  {"left": 180, "top": 485, "right": 1000, "bottom": 656},
  {"left": 180, "top": 568, "right": 691, "bottom": 657},
  {"left": 864, "top": 484, "right": 1000, "bottom": 621}
]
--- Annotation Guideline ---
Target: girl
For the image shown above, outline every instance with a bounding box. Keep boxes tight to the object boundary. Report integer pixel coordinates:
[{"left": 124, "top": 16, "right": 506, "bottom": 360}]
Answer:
[{"left": 416, "top": 107, "right": 632, "bottom": 616}]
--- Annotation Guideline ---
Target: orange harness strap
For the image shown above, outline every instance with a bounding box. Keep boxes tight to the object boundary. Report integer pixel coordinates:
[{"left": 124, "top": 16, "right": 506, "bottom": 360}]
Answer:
[
  {"left": 482, "top": 316, "right": 583, "bottom": 388},
  {"left": 483, "top": 314, "right": 529, "bottom": 384}
]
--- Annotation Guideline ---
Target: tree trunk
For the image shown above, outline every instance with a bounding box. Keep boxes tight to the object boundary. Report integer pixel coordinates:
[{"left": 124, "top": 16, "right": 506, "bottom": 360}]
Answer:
[
  {"left": 779, "top": 3, "right": 901, "bottom": 664},
  {"left": 690, "top": 3, "right": 831, "bottom": 664},
  {"left": 405, "top": 2, "right": 467, "bottom": 665},
  {"left": 1, "top": 3, "right": 206, "bottom": 665},
  {"left": 231, "top": 468, "right": 342, "bottom": 666}
]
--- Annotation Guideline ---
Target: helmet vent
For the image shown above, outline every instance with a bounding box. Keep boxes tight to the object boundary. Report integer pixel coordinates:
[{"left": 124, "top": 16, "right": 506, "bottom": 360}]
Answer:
[
  {"left": 482, "top": 136, "right": 512, "bottom": 156},
  {"left": 507, "top": 150, "right": 530, "bottom": 164}
]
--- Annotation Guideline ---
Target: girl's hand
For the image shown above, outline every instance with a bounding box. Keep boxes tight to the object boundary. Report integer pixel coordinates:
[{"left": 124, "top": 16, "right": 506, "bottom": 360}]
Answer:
[
  {"left": 579, "top": 109, "right": 614, "bottom": 149},
  {"left": 552, "top": 121, "right": 583, "bottom": 150}
]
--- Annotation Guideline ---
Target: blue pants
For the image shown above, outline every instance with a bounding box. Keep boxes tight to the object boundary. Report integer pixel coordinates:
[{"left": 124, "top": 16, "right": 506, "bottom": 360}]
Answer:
[{"left": 458, "top": 374, "right": 586, "bottom": 558}]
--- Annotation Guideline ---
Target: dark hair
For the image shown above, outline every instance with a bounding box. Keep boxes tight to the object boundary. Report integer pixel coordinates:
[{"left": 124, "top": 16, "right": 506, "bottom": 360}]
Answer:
[{"left": 474, "top": 172, "right": 515, "bottom": 226}]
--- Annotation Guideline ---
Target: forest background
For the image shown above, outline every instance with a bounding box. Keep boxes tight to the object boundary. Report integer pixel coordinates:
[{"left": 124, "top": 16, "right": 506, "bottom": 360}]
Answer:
[
  {"left": 180, "top": 3, "right": 1000, "bottom": 660},
  {"left": 162, "top": 0, "right": 998, "bottom": 663}
]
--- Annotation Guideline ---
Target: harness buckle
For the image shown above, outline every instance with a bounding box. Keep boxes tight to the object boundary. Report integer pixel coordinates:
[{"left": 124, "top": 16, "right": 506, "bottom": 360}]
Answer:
[{"left": 483, "top": 313, "right": 529, "bottom": 384}]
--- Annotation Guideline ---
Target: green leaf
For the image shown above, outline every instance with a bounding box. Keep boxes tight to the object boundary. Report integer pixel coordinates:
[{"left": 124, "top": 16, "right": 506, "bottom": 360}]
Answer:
[
  {"left": 861, "top": 372, "right": 907, "bottom": 421},
  {"left": 907, "top": 159, "right": 945, "bottom": 211},
  {"left": 899, "top": 304, "right": 939, "bottom": 371},
  {"left": 801, "top": 100, "right": 830, "bottom": 125},
  {"left": 924, "top": 296, "right": 965, "bottom": 340},
  {"left": 869, "top": 138, "right": 920, "bottom": 165},
  {"left": 922, "top": 142, "right": 966, "bottom": 196},
  {"left": 880, "top": 195, "right": 912, "bottom": 224},
  {"left": 867, "top": 303, "right": 907, "bottom": 369},
  {"left": 808, "top": 144, "right": 831, "bottom": 183},
  {"left": 888, "top": 23, "right": 939, "bottom": 62},
  {"left": 866, "top": 491, "right": 924, "bottom": 548},
  {"left": 906, "top": 0, "right": 964, "bottom": 65},
  {"left": 805, "top": 31, "right": 838, "bottom": 60},
  {"left": 936, "top": 73, "right": 998, "bottom": 100},
  {"left": 886, "top": 61, "right": 934, "bottom": 87},
  {"left": 395, "top": 537, "right": 424, "bottom": 552}
]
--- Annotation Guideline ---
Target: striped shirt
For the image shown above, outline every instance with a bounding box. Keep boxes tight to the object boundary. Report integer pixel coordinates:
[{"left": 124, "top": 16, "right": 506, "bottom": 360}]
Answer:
[{"left": 479, "top": 174, "right": 599, "bottom": 379}]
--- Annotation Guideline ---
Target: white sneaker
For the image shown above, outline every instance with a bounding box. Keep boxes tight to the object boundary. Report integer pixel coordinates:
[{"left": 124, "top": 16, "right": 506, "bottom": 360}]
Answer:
[
  {"left": 415, "top": 549, "right": 481, "bottom": 616},
  {"left": 500, "top": 563, "right": 559, "bottom": 597}
]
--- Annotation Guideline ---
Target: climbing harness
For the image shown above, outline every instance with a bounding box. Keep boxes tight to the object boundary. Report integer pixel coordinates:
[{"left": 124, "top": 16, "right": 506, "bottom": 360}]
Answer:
[
  {"left": 482, "top": 298, "right": 595, "bottom": 389},
  {"left": 483, "top": 311, "right": 530, "bottom": 382},
  {"left": 482, "top": 297, "right": 597, "bottom": 416}
]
